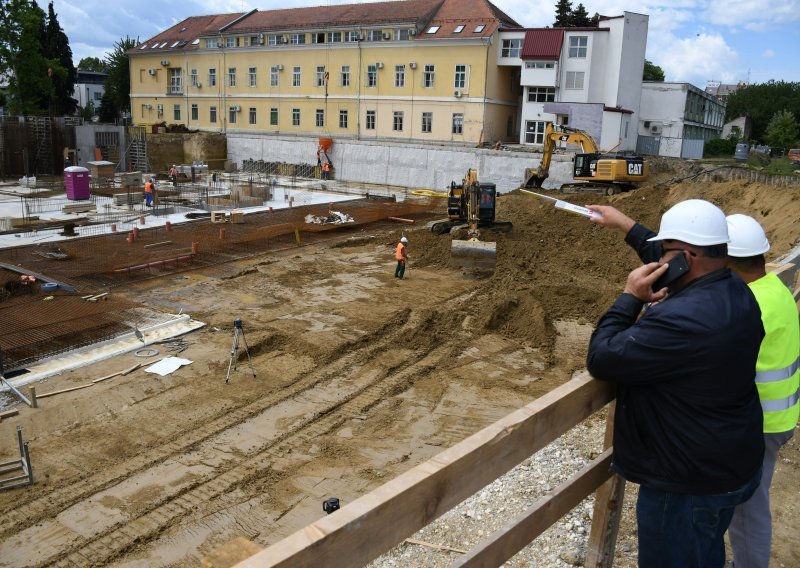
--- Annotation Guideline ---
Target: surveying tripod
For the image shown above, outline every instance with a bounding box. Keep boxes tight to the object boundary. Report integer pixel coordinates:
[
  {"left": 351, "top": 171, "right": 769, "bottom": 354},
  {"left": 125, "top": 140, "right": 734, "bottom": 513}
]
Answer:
[{"left": 226, "top": 319, "right": 256, "bottom": 383}]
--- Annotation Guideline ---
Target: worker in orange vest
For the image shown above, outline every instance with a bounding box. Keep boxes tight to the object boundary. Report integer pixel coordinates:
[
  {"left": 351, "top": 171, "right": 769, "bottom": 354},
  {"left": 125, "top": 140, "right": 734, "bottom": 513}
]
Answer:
[
  {"left": 394, "top": 236, "right": 409, "bottom": 279},
  {"left": 144, "top": 178, "right": 155, "bottom": 207},
  {"left": 322, "top": 161, "right": 331, "bottom": 180}
]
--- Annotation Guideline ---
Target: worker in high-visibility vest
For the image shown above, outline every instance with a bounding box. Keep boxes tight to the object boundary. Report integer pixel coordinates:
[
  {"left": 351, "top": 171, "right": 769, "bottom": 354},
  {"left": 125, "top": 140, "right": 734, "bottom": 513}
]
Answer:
[
  {"left": 144, "top": 178, "right": 155, "bottom": 207},
  {"left": 726, "top": 214, "right": 799, "bottom": 568},
  {"left": 394, "top": 236, "right": 408, "bottom": 279}
]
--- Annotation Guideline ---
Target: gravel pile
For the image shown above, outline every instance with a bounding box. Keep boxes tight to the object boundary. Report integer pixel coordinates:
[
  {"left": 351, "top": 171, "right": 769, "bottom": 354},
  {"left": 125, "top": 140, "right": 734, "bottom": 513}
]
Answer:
[{"left": 369, "top": 417, "right": 639, "bottom": 567}]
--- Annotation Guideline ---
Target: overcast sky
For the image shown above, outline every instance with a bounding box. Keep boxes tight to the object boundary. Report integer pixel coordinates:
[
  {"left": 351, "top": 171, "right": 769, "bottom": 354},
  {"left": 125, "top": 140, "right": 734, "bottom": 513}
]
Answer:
[{"left": 52, "top": 0, "right": 800, "bottom": 88}]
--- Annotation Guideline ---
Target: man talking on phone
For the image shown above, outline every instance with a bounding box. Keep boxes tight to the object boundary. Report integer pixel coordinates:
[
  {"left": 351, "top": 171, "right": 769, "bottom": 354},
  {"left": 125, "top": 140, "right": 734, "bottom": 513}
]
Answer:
[{"left": 586, "top": 199, "right": 765, "bottom": 568}]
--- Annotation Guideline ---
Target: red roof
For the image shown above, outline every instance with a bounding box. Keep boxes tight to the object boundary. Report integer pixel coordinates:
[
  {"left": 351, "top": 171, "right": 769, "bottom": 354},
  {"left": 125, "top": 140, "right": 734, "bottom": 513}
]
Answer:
[{"left": 520, "top": 29, "right": 564, "bottom": 60}]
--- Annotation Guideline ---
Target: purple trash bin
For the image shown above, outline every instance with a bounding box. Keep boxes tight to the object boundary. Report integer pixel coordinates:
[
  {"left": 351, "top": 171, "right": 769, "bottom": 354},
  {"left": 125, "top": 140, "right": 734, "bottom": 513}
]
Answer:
[{"left": 64, "top": 166, "right": 90, "bottom": 200}]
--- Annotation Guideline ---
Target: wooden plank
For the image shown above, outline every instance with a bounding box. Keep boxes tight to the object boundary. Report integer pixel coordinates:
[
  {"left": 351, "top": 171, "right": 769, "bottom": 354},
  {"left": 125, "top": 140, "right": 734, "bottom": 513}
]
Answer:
[
  {"left": 120, "top": 363, "right": 143, "bottom": 376},
  {"left": 234, "top": 373, "right": 614, "bottom": 568},
  {"left": 451, "top": 449, "right": 614, "bottom": 567},
  {"left": 37, "top": 384, "right": 93, "bottom": 399},
  {"left": 144, "top": 241, "right": 173, "bottom": 248},
  {"left": 93, "top": 362, "right": 143, "bottom": 383},
  {"left": 0, "top": 409, "right": 19, "bottom": 420}
]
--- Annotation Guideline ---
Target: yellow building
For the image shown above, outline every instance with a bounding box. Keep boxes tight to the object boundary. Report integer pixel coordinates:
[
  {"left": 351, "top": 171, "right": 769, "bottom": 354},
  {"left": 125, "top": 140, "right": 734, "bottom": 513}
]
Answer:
[{"left": 129, "top": 0, "right": 522, "bottom": 145}]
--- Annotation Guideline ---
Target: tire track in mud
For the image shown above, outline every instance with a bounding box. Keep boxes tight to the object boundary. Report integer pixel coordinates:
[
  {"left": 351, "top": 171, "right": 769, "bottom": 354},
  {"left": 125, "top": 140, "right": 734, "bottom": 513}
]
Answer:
[{"left": 0, "top": 300, "right": 474, "bottom": 567}]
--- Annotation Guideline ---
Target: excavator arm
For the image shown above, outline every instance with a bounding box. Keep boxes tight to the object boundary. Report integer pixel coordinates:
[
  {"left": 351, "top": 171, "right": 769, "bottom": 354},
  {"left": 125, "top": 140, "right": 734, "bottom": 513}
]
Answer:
[{"left": 525, "top": 124, "right": 600, "bottom": 188}]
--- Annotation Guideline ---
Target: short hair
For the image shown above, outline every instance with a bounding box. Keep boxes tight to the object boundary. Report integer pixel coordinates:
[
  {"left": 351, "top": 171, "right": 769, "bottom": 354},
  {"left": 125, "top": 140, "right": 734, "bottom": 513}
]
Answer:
[
  {"left": 728, "top": 254, "right": 765, "bottom": 271},
  {"left": 696, "top": 243, "right": 728, "bottom": 258}
]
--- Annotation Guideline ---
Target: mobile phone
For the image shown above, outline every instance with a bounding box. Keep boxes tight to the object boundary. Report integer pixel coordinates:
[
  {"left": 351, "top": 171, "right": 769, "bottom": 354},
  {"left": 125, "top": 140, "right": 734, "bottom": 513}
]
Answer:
[{"left": 652, "top": 252, "right": 690, "bottom": 291}]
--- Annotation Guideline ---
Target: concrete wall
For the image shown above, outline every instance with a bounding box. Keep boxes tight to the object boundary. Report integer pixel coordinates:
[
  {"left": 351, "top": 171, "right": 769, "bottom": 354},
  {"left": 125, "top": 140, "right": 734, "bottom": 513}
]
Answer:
[
  {"left": 228, "top": 134, "right": 576, "bottom": 192},
  {"left": 74, "top": 124, "right": 125, "bottom": 168}
]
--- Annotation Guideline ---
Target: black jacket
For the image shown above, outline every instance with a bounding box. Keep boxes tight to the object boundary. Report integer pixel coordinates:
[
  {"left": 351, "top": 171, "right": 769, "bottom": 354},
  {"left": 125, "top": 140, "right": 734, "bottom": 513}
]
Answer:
[{"left": 587, "top": 224, "right": 764, "bottom": 494}]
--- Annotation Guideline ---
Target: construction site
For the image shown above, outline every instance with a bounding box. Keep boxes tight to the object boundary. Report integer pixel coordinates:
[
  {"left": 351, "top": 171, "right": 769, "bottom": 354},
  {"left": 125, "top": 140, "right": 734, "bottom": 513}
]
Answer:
[{"left": 0, "top": 142, "right": 799, "bottom": 567}]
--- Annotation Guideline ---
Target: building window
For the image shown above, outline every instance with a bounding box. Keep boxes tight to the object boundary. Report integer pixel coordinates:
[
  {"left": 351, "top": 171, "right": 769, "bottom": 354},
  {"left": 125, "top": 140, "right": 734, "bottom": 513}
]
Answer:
[
  {"left": 525, "top": 61, "right": 555, "bottom": 69},
  {"left": 226, "top": 37, "right": 235, "bottom": 48},
  {"left": 452, "top": 113, "right": 463, "bottom": 134},
  {"left": 209, "top": 68, "right": 216, "bottom": 87},
  {"left": 228, "top": 67, "right": 236, "bottom": 87},
  {"left": 316, "top": 66, "right": 326, "bottom": 87},
  {"left": 367, "top": 30, "right": 382, "bottom": 42},
  {"left": 421, "top": 112, "right": 432, "bottom": 133},
  {"left": 270, "top": 107, "right": 278, "bottom": 125},
  {"left": 395, "top": 65, "right": 405, "bottom": 87},
  {"left": 311, "top": 32, "right": 325, "bottom": 44},
  {"left": 423, "top": 64, "right": 435, "bottom": 88},
  {"left": 316, "top": 109, "right": 325, "bottom": 127},
  {"left": 341, "top": 65, "right": 350, "bottom": 87},
  {"left": 426, "top": 26, "right": 440, "bottom": 34},
  {"left": 394, "top": 29, "right": 411, "bottom": 41},
  {"left": 173, "top": 104, "right": 180, "bottom": 120},
  {"left": 210, "top": 106, "right": 217, "bottom": 123},
  {"left": 169, "top": 68, "right": 182, "bottom": 94},
  {"left": 568, "top": 36, "right": 588, "bottom": 58},
  {"left": 393, "top": 111, "right": 404, "bottom": 131},
  {"left": 501, "top": 38, "right": 522, "bottom": 58},
  {"left": 190, "top": 69, "right": 199, "bottom": 87},
  {"left": 344, "top": 31, "right": 359, "bottom": 42},
  {"left": 249, "top": 107, "right": 257, "bottom": 124},
  {"left": 474, "top": 24, "right": 485, "bottom": 33},
  {"left": 191, "top": 104, "right": 198, "bottom": 120},
  {"left": 292, "top": 66, "right": 301, "bottom": 87},
  {"left": 93, "top": 91, "right": 102, "bottom": 101},
  {"left": 248, "top": 35, "right": 259, "bottom": 46},
  {"left": 327, "top": 31, "right": 342, "bottom": 43},
  {"left": 454, "top": 64, "right": 466, "bottom": 88},
  {"left": 229, "top": 107, "right": 237, "bottom": 124},
  {"left": 156, "top": 104, "right": 163, "bottom": 117},
  {"left": 366, "top": 110, "right": 376, "bottom": 130},
  {"left": 290, "top": 33, "right": 305, "bottom": 44},
  {"left": 367, "top": 65, "right": 377, "bottom": 87},
  {"left": 339, "top": 109, "right": 348, "bottom": 129},
  {"left": 268, "top": 34, "right": 279, "bottom": 46},
  {"left": 527, "top": 87, "right": 556, "bottom": 102},
  {"left": 292, "top": 108, "right": 300, "bottom": 126},
  {"left": 270, "top": 66, "right": 279, "bottom": 87},
  {"left": 454, "top": 25, "right": 464, "bottom": 33},
  {"left": 565, "top": 71, "right": 585, "bottom": 89},
  {"left": 248, "top": 67, "right": 257, "bottom": 87},
  {"left": 206, "top": 38, "right": 219, "bottom": 48},
  {"left": 525, "top": 120, "right": 547, "bottom": 144}
]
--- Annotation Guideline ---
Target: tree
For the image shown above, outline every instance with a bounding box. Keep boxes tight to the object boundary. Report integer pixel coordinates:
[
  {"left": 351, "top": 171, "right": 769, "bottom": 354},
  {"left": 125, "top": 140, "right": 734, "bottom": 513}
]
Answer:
[
  {"left": 553, "top": 0, "right": 573, "bottom": 26},
  {"left": 571, "top": 3, "right": 592, "bottom": 26},
  {"left": 99, "top": 36, "right": 137, "bottom": 121},
  {"left": 0, "top": 0, "right": 51, "bottom": 115},
  {"left": 643, "top": 60, "right": 665, "bottom": 82},
  {"left": 43, "top": 2, "right": 76, "bottom": 115},
  {"left": 764, "top": 110, "right": 799, "bottom": 149},
  {"left": 726, "top": 81, "right": 800, "bottom": 142},
  {"left": 77, "top": 56, "right": 107, "bottom": 72}
]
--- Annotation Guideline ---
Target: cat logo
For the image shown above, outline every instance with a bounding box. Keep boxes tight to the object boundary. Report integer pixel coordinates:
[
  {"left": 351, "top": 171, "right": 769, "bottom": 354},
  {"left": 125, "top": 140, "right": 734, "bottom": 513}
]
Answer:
[{"left": 627, "top": 162, "right": 644, "bottom": 176}]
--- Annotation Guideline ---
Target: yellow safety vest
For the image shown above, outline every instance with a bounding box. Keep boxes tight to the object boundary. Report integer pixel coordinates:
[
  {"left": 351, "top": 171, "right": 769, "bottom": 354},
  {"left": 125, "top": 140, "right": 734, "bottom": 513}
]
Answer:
[{"left": 749, "top": 272, "right": 800, "bottom": 433}]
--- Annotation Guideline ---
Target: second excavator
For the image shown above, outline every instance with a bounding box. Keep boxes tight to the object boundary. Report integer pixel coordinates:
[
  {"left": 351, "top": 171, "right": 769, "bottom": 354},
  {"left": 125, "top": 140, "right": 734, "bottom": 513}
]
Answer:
[{"left": 523, "top": 123, "right": 649, "bottom": 194}]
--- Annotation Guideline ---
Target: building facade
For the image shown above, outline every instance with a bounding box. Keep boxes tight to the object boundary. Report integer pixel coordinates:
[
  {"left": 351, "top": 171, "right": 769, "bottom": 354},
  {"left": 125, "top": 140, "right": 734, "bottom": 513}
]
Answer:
[
  {"left": 497, "top": 12, "right": 648, "bottom": 152},
  {"left": 639, "top": 82, "right": 726, "bottom": 157},
  {"left": 73, "top": 70, "right": 108, "bottom": 110},
  {"left": 128, "top": 0, "right": 523, "bottom": 146}
]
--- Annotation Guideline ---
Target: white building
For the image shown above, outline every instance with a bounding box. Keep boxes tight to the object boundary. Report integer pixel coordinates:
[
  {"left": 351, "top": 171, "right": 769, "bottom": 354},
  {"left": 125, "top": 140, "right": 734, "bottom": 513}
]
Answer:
[
  {"left": 73, "top": 70, "right": 107, "bottom": 110},
  {"left": 639, "top": 82, "right": 726, "bottom": 157},
  {"left": 498, "top": 12, "right": 648, "bottom": 152}
]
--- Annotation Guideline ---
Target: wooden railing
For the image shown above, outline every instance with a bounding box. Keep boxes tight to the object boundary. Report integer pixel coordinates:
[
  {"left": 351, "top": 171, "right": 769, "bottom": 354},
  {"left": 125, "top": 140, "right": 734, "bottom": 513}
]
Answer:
[{"left": 230, "top": 373, "right": 620, "bottom": 568}]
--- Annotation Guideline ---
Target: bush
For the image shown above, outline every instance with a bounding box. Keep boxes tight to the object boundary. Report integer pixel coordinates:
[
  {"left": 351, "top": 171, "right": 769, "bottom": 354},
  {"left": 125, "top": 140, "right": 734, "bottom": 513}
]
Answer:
[{"left": 704, "top": 138, "right": 738, "bottom": 157}]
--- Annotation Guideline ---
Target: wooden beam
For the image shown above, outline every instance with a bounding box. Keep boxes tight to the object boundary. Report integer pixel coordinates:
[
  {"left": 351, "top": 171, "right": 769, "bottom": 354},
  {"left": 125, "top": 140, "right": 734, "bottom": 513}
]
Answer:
[
  {"left": 37, "top": 384, "right": 93, "bottom": 399},
  {"left": 93, "top": 362, "right": 143, "bottom": 383},
  {"left": 451, "top": 449, "right": 613, "bottom": 567},
  {"left": 0, "top": 409, "right": 19, "bottom": 420},
  {"left": 234, "top": 373, "right": 614, "bottom": 568}
]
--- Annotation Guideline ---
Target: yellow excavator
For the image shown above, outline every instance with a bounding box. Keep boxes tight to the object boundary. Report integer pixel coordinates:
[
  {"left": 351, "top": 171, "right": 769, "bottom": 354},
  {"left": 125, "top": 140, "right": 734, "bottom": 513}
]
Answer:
[
  {"left": 523, "top": 123, "right": 649, "bottom": 195},
  {"left": 432, "top": 169, "right": 512, "bottom": 270}
]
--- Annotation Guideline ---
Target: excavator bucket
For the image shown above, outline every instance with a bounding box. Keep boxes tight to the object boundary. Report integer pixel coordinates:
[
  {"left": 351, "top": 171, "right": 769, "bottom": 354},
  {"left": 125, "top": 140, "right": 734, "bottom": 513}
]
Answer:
[{"left": 450, "top": 239, "right": 497, "bottom": 270}]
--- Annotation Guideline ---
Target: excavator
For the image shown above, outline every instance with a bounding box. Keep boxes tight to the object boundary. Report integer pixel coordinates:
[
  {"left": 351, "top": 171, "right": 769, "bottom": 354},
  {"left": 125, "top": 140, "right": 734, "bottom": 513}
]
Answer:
[
  {"left": 431, "top": 169, "right": 512, "bottom": 270},
  {"left": 523, "top": 123, "right": 649, "bottom": 195}
]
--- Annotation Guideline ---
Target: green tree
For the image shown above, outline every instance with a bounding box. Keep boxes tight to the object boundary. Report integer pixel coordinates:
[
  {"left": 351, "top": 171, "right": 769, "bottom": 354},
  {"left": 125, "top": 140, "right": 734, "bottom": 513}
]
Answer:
[
  {"left": 643, "top": 60, "right": 665, "bottom": 81},
  {"left": 725, "top": 81, "right": 800, "bottom": 142},
  {"left": 764, "top": 110, "right": 799, "bottom": 149},
  {"left": 77, "top": 56, "right": 107, "bottom": 72},
  {"left": 571, "top": 3, "right": 591, "bottom": 26},
  {"left": 0, "top": 0, "right": 51, "bottom": 114},
  {"left": 43, "top": 1, "right": 76, "bottom": 115},
  {"left": 553, "top": 0, "right": 573, "bottom": 26},
  {"left": 99, "top": 36, "right": 137, "bottom": 121}
]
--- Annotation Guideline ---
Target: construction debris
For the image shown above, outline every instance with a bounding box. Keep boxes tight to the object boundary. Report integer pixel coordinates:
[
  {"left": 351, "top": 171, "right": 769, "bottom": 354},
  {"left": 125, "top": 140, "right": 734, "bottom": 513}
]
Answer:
[{"left": 304, "top": 210, "right": 354, "bottom": 225}]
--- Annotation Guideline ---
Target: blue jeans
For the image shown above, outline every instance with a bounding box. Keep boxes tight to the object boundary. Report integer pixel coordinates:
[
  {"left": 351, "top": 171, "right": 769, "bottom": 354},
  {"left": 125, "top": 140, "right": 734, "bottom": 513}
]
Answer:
[
  {"left": 395, "top": 260, "right": 405, "bottom": 279},
  {"left": 636, "top": 467, "right": 762, "bottom": 568}
]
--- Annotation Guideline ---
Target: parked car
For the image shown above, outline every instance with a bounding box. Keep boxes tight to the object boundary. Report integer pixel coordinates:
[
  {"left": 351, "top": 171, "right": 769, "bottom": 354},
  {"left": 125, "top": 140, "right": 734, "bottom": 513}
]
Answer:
[{"left": 788, "top": 148, "right": 800, "bottom": 163}]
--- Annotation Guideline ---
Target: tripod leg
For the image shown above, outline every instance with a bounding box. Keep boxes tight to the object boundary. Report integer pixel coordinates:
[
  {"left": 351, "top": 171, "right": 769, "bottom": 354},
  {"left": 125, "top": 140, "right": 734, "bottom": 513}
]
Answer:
[
  {"left": 239, "top": 330, "right": 256, "bottom": 378},
  {"left": 225, "top": 329, "right": 239, "bottom": 384}
]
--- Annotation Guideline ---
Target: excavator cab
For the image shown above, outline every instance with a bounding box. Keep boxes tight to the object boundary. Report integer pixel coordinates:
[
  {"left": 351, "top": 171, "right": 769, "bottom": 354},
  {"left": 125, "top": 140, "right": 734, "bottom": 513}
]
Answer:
[{"left": 449, "top": 169, "right": 498, "bottom": 270}]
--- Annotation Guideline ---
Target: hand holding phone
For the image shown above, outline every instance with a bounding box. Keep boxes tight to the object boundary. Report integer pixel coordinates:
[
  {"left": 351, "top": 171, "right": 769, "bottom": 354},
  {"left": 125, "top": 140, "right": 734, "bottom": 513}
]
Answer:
[{"left": 652, "top": 252, "right": 690, "bottom": 291}]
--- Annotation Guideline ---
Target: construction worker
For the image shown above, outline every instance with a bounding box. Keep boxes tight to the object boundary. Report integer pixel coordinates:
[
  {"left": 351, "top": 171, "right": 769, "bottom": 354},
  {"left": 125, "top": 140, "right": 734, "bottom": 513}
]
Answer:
[
  {"left": 395, "top": 236, "right": 408, "bottom": 279},
  {"left": 586, "top": 199, "right": 764, "bottom": 568},
  {"left": 169, "top": 164, "right": 179, "bottom": 187},
  {"left": 321, "top": 161, "right": 331, "bottom": 180},
  {"left": 725, "top": 214, "right": 799, "bottom": 568},
  {"left": 144, "top": 177, "right": 155, "bottom": 207}
]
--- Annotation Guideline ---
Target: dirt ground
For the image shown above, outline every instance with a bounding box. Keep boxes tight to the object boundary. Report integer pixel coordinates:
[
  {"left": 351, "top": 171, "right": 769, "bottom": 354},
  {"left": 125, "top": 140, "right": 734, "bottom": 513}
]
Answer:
[{"left": 0, "top": 171, "right": 798, "bottom": 567}]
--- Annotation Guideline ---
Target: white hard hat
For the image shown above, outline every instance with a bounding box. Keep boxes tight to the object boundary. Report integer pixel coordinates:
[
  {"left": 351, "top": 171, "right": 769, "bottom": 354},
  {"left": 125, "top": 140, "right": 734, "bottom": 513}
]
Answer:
[
  {"left": 400, "top": 237, "right": 408, "bottom": 243},
  {"left": 726, "top": 214, "right": 770, "bottom": 257},
  {"left": 646, "top": 199, "right": 729, "bottom": 245}
]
